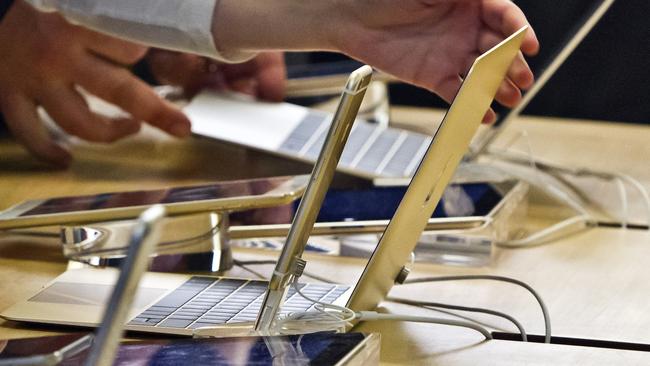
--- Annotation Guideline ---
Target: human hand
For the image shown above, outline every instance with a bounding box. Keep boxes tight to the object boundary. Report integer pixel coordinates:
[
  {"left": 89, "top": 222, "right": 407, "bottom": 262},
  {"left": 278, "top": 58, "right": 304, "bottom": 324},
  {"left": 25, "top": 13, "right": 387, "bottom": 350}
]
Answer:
[
  {"left": 0, "top": 1, "right": 192, "bottom": 167},
  {"left": 214, "top": 0, "right": 539, "bottom": 123},
  {"left": 146, "top": 51, "right": 287, "bottom": 102},
  {"left": 336, "top": 0, "right": 540, "bottom": 123}
]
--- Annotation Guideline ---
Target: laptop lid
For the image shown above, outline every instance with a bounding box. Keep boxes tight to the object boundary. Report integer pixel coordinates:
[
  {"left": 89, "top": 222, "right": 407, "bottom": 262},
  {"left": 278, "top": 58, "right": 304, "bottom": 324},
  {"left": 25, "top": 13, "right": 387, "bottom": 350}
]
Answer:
[
  {"left": 468, "top": 0, "right": 616, "bottom": 158},
  {"left": 347, "top": 27, "right": 528, "bottom": 313}
]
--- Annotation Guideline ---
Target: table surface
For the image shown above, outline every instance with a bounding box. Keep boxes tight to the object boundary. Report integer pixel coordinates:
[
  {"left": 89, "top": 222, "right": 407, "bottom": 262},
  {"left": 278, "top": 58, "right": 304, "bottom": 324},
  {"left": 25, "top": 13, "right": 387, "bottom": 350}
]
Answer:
[{"left": 2, "top": 106, "right": 650, "bottom": 365}]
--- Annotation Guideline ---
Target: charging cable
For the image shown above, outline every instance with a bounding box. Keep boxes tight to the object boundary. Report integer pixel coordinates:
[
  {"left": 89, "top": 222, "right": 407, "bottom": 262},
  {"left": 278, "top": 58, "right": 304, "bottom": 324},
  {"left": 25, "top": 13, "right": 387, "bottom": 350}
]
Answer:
[
  {"left": 488, "top": 146, "right": 650, "bottom": 231},
  {"left": 231, "top": 261, "right": 546, "bottom": 343},
  {"left": 484, "top": 144, "right": 650, "bottom": 247},
  {"left": 386, "top": 297, "right": 527, "bottom": 341},
  {"left": 273, "top": 280, "right": 493, "bottom": 340},
  {"left": 401, "top": 275, "right": 551, "bottom": 343},
  {"left": 497, "top": 215, "right": 594, "bottom": 248}
]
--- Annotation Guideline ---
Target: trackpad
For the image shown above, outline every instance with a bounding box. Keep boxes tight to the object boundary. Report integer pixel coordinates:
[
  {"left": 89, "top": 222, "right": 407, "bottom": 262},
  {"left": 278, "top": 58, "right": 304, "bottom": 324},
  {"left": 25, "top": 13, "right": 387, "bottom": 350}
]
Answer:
[{"left": 29, "top": 282, "right": 166, "bottom": 309}]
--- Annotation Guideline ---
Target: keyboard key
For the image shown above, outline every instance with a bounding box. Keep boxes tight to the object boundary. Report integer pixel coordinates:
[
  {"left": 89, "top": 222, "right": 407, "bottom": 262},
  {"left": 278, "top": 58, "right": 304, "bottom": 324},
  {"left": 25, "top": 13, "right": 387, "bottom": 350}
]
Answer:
[
  {"left": 129, "top": 317, "right": 152, "bottom": 325},
  {"left": 158, "top": 318, "right": 194, "bottom": 329},
  {"left": 167, "top": 315, "right": 199, "bottom": 321},
  {"left": 382, "top": 133, "right": 427, "bottom": 177},
  {"left": 175, "top": 310, "right": 205, "bottom": 316},
  {"left": 154, "top": 290, "right": 203, "bottom": 308},
  {"left": 140, "top": 310, "right": 171, "bottom": 316},
  {"left": 279, "top": 112, "right": 328, "bottom": 153},
  {"left": 338, "top": 122, "right": 376, "bottom": 165},
  {"left": 200, "top": 315, "right": 232, "bottom": 322},
  {"left": 190, "top": 322, "right": 222, "bottom": 329},
  {"left": 356, "top": 129, "right": 400, "bottom": 173}
]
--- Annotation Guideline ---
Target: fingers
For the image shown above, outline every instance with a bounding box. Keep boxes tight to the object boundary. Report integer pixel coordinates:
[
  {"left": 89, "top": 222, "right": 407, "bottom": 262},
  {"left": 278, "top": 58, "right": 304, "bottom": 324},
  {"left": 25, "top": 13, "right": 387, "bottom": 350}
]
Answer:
[
  {"left": 482, "top": 108, "right": 497, "bottom": 124},
  {"left": 221, "top": 52, "right": 287, "bottom": 101},
  {"left": 0, "top": 93, "right": 71, "bottom": 167},
  {"left": 253, "top": 53, "right": 287, "bottom": 102},
  {"left": 228, "top": 78, "right": 258, "bottom": 96},
  {"left": 220, "top": 60, "right": 260, "bottom": 96},
  {"left": 434, "top": 74, "right": 497, "bottom": 124},
  {"left": 494, "top": 78, "right": 521, "bottom": 108},
  {"left": 461, "top": 50, "right": 520, "bottom": 108},
  {"left": 482, "top": 0, "right": 540, "bottom": 56},
  {"left": 478, "top": 30, "right": 534, "bottom": 89},
  {"left": 75, "top": 56, "right": 192, "bottom": 137},
  {"left": 38, "top": 84, "right": 141, "bottom": 143},
  {"left": 83, "top": 30, "right": 148, "bottom": 65},
  {"left": 147, "top": 50, "right": 221, "bottom": 94}
]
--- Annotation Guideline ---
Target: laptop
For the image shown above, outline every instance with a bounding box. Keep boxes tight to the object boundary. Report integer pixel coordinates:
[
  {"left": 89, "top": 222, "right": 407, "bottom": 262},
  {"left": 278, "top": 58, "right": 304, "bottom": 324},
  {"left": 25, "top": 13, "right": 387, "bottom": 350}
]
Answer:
[
  {"left": 1, "top": 28, "right": 528, "bottom": 336},
  {"left": 187, "top": 92, "right": 432, "bottom": 180},
  {"left": 187, "top": 0, "right": 614, "bottom": 179}
]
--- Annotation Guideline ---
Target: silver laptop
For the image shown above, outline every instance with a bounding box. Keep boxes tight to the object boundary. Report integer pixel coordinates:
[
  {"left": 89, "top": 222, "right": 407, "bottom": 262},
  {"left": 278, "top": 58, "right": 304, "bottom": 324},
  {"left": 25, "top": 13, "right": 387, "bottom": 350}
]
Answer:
[
  {"left": 1, "top": 28, "right": 528, "bottom": 336},
  {"left": 187, "top": 93, "right": 432, "bottom": 180}
]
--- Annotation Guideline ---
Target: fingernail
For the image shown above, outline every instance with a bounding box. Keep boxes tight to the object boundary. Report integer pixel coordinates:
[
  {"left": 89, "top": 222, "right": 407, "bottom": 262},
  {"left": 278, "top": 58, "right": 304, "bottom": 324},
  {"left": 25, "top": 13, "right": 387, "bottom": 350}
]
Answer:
[
  {"left": 45, "top": 145, "right": 72, "bottom": 168},
  {"left": 520, "top": 72, "right": 534, "bottom": 90},
  {"left": 170, "top": 122, "right": 191, "bottom": 138},
  {"left": 482, "top": 110, "right": 497, "bottom": 124}
]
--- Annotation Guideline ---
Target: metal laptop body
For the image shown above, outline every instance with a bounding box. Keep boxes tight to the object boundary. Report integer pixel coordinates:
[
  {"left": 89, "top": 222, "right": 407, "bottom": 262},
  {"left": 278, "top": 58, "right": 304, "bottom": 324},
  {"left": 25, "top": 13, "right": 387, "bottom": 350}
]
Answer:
[
  {"left": 348, "top": 27, "right": 527, "bottom": 312},
  {"left": 1, "top": 27, "right": 527, "bottom": 336}
]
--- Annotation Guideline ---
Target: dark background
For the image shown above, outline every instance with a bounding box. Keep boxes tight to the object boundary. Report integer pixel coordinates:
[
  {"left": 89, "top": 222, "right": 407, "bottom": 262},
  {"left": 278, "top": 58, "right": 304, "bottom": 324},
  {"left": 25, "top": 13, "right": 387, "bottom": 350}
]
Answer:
[{"left": 287, "top": 0, "right": 650, "bottom": 125}]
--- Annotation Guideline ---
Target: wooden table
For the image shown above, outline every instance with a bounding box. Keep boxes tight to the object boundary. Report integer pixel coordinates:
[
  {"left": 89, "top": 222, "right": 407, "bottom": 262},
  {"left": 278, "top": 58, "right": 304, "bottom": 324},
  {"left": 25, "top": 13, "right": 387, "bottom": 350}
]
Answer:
[{"left": 2, "top": 108, "right": 650, "bottom": 364}]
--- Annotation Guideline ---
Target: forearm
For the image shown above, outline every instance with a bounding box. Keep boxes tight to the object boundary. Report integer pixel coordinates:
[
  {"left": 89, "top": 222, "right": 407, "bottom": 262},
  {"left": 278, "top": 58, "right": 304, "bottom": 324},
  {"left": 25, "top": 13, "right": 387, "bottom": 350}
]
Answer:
[
  {"left": 24, "top": 0, "right": 350, "bottom": 63},
  {"left": 212, "top": 0, "right": 344, "bottom": 56}
]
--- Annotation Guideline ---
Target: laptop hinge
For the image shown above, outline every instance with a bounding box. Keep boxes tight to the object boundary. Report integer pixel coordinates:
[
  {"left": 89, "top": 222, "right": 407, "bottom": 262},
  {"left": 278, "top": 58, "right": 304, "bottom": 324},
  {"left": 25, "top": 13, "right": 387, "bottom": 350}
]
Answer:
[{"left": 394, "top": 266, "right": 411, "bottom": 285}]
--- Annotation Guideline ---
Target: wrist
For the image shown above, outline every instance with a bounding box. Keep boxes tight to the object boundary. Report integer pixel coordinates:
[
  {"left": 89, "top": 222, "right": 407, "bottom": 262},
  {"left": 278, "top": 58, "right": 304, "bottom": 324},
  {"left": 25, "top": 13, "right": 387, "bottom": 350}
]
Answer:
[{"left": 212, "top": 0, "right": 346, "bottom": 57}]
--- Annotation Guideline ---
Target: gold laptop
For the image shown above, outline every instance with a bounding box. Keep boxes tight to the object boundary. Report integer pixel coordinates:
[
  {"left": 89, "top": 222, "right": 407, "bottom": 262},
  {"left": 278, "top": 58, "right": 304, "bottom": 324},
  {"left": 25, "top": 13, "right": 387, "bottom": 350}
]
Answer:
[{"left": 1, "top": 27, "right": 528, "bottom": 336}]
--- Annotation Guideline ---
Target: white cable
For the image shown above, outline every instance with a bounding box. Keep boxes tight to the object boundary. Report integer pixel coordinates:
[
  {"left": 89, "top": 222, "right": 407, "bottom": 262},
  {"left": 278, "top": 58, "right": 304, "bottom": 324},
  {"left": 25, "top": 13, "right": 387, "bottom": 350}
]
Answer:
[
  {"left": 617, "top": 173, "right": 650, "bottom": 231},
  {"left": 273, "top": 281, "right": 493, "bottom": 340},
  {"left": 402, "top": 275, "right": 551, "bottom": 344},
  {"left": 488, "top": 146, "right": 591, "bottom": 216},
  {"left": 522, "top": 131, "right": 588, "bottom": 215},
  {"left": 488, "top": 148, "right": 650, "bottom": 230},
  {"left": 387, "top": 296, "right": 527, "bottom": 341},
  {"left": 614, "top": 177, "right": 629, "bottom": 229},
  {"left": 355, "top": 312, "right": 493, "bottom": 340},
  {"left": 489, "top": 159, "right": 595, "bottom": 247},
  {"left": 274, "top": 281, "right": 358, "bottom": 335},
  {"left": 497, "top": 215, "right": 593, "bottom": 248},
  {"left": 485, "top": 144, "right": 605, "bottom": 248}
]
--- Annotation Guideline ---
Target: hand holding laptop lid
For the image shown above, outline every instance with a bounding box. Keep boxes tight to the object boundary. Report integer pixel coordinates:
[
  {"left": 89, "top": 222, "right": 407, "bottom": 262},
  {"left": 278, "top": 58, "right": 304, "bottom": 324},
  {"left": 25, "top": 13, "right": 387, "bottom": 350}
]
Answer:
[{"left": 214, "top": 0, "right": 539, "bottom": 123}]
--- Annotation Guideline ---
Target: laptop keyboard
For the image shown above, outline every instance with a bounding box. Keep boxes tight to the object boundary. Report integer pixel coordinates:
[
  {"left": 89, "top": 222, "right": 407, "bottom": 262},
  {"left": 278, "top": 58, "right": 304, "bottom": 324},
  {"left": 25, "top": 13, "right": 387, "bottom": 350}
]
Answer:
[
  {"left": 278, "top": 111, "right": 431, "bottom": 178},
  {"left": 129, "top": 277, "right": 349, "bottom": 330}
]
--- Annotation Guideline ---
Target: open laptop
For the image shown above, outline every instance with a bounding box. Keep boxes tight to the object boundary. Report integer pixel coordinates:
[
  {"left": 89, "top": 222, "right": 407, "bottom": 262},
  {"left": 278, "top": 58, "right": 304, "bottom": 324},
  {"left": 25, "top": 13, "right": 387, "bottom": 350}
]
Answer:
[
  {"left": 1, "top": 28, "right": 527, "bottom": 336},
  {"left": 187, "top": 92, "right": 432, "bottom": 180},
  {"left": 187, "top": 0, "right": 614, "bottom": 179}
]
